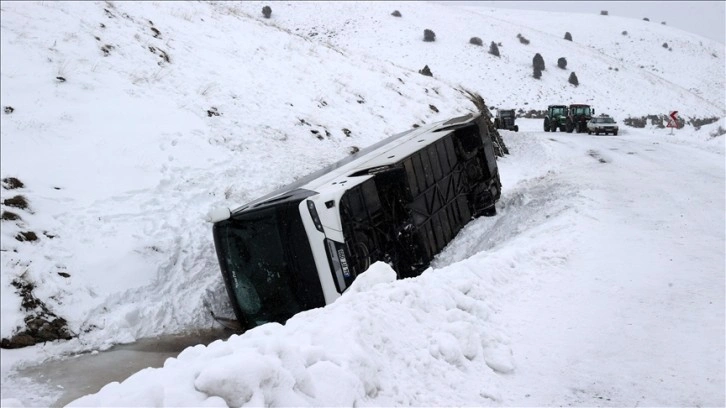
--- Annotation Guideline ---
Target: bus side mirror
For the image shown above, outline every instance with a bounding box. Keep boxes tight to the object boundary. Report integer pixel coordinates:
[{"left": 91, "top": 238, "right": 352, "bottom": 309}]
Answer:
[{"left": 207, "top": 207, "right": 231, "bottom": 222}]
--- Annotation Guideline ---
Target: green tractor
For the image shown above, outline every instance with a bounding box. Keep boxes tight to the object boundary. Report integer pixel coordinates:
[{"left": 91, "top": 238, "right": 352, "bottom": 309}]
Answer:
[
  {"left": 543, "top": 105, "right": 568, "bottom": 132},
  {"left": 566, "top": 104, "right": 595, "bottom": 133}
]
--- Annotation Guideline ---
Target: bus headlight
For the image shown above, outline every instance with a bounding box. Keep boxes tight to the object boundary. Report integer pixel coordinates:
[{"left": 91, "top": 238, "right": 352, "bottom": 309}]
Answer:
[{"left": 307, "top": 200, "right": 324, "bottom": 232}]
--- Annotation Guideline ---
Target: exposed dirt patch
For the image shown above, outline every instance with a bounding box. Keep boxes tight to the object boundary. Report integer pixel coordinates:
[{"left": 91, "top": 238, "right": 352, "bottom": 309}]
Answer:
[{"left": 1, "top": 278, "right": 74, "bottom": 349}]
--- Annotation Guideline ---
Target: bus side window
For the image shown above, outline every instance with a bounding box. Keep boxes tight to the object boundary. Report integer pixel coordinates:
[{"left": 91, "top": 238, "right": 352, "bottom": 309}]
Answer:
[
  {"left": 453, "top": 125, "right": 482, "bottom": 159},
  {"left": 361, "top": 179, "right": 382, "bottom": 215}
]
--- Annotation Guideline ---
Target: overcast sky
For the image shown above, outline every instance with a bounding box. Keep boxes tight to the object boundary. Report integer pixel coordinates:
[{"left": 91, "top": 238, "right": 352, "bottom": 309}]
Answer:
[{"left": 445, "top": 1, "right": 725, "bottom": 44}]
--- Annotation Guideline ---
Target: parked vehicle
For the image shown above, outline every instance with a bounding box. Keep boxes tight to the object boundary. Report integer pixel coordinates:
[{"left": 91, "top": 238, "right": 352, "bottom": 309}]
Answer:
[
  {"left": 543, "top": 105, "right": 568, "bottom": 132},
  {"left": 587, "top": 115, "right": 619, "bottom": 135},
  {"left": 210, "top": 113, "right": 502, "bottom": 331},
  {"left": 566, "top": 104, "right": 595, "bottom": 133},
  {"left": 494, "top": 109, "right": 519, "bottom": 132}
]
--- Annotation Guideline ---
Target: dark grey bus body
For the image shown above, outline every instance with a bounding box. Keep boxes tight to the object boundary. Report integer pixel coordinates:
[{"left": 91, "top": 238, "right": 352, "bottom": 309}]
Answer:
[{"left": 212, "top": 113, "right": 501, "bottom": 331}]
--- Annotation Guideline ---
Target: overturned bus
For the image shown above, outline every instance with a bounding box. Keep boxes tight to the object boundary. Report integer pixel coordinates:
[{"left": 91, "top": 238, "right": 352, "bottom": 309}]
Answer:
[{"left": 210, "top": 112, "right": 502, "bottom": 331}]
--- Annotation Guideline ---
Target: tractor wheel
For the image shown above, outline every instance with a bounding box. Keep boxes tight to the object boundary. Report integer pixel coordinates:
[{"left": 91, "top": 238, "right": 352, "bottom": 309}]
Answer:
[
  {"left": 514, "top": 125, "right": 519, "bottom": 132},
  {"left": 613, "top": 130, "right": 618, "bottom": 136},
  {"left": 588, "top": 130, "right": 592, "bottom": 135},
  {"left": 544, "top": 118, "right": 550, "bottom": 132},
  {"left": 550, "top": 122, "right": 558, "bottom": 132}
]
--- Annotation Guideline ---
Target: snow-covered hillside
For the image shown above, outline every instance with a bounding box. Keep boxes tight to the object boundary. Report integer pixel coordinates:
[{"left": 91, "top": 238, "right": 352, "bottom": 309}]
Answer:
[
  {"left": 259, "top": 1, "right": 724, "bottom": 117},
  {"left": 1, "top": 1, "right": 724, "bottom": 407},
  {"left": 0, "top": 1, "right": 477, "bottom": 349}
]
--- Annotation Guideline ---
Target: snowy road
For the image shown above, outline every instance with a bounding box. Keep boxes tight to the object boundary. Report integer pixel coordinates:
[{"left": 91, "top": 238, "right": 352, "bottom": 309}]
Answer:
[{"left": 489, "top": 128, "right": 725, "bottom": 406}]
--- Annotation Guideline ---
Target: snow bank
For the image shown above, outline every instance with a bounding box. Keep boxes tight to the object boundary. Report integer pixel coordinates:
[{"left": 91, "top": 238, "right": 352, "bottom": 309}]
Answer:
[{"left": 68, "top": 262, "right": 513, "bottom": 407}]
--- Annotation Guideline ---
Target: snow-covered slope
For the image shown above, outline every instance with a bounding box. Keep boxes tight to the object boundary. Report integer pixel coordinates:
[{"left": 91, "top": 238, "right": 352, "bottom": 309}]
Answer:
[
  {"left": 0, "top": 1, "right": 475, "bottom": 347},
  {"left": 0, "top": 1, "right": 724, "bottom": 406},
  {"left": 257, "top": 1, "right": 725, "bottom": 117}
]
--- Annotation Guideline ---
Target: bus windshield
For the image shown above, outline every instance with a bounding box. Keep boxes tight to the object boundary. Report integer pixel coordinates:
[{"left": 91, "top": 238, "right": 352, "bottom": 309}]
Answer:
[{"left": 214, "top": 200, "right": 321, "bottom": 328}]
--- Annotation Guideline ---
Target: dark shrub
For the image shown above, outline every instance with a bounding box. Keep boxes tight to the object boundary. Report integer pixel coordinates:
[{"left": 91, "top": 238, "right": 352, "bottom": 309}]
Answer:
[
  {"left": 262, "top": 5, "right": 272, "bottom": 18},
  {"left": 419, "top": 65, "right": 433, "bottom": 77},
  {"left": 661, "top": 21, "right": 666, "bottom": 25},
  {"left": 429, "top": 104, "right": 439, "bottom": 113},
  {"left": 489, "top": 42, "right": 500, "bottom": 57},
  {"left": 2, "top": 177, "right": 24, "bottom": 189},
  {"left": 1, "top": 211, "right": 21, "bottom": 221},
  {"left": 710, "top": 126, "right": 726, "bottom": 138},
  {"left": 4, "top": 106, "right": 14, "bottom": 114},
  {"left": 689, "top": 117, "right": 719, "bottom": 129},
  {"left": 517, "top": 33, "right": 530, "bottom": 45},
  {"left": 391, "top": 10, "right": 401, "bottom": 17},
  {"left": 643, "top": 17, "right": 649, "bottom": 21},
  {"left": 662, "top": 42, "right": 668, "bottom": 48},
  {"left": 622, "top": 30, "right": 628, "bottom": 35},
  {"left": 557, "top": 57, "right": 567, "bottom": 69},
  {"left": 423, "top": 29, "right": 436, "bottom": 42},
  {"left": 533, "top": 66, "right": 542, "bottom": 79},
  {"left": 646, "top": 114, "right": 669, "bottom": 128},
  {"left": 533, "top": 53, "right": 545, "bottom": 71},
  {"left": 100, "top": 44, "right": 115, "bottom": 56},
  {"left": 4, "top": 195, "right": 28, "bottom": 209},
  {"left": 568, "top": 72, "right": 579, "bottom": 86},
  {"left": 469, "top": 37, "right": 483, "bottom": 46},
  {"left": 600, "top": 10, "right": 608, "bottom": 15},
  {"left": 624, "top": 117, "right": 647, "bottom": 128},
  {"left": 16, "top": 231, "right": 38, "bottom": 242},
  {"left": 564, "top": 32, "right": 572, "bottom": 41}
]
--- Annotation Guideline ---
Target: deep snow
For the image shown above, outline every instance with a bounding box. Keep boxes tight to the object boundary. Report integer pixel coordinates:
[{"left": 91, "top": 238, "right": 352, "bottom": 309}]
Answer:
[{"left": 1, "top": 1, "right": 724, "bottom": 407}]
